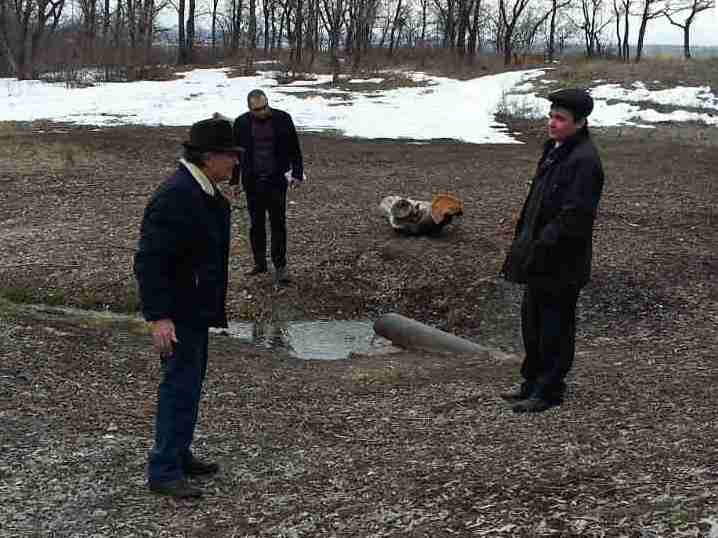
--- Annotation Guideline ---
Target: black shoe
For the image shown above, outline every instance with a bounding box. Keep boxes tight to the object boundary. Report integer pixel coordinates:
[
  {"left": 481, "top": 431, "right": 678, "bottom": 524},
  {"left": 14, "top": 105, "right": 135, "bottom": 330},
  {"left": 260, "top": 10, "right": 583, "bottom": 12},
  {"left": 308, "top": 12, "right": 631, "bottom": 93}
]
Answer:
[
  {"left": 500, "top": 388, "right": 530, "bottom": 403},
  {"left": 274, "top": 266, "right": 290, "bottom": 284},
  {"left": 148, "top": 479, "right": 202, "bottom": 498},
  {"left": 182, "top": 457, "right": 220, "bottom": 477},
  {"left": 512, "top": 397, "right": 554, "bottom": 413},
  {"left": 245, "top": 266, "right": 267, "bottom": 276},
  {"left": 500, "top": 382, "right": 534, "bottom": 403}
]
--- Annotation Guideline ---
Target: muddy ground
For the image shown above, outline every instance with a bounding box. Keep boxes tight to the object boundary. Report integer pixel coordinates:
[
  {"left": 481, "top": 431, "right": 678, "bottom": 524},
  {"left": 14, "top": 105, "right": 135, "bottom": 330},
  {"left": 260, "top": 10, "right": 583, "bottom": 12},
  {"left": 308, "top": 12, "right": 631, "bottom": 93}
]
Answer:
[{"left": 1, "top": 114, "right": 717, "bottom": 537}]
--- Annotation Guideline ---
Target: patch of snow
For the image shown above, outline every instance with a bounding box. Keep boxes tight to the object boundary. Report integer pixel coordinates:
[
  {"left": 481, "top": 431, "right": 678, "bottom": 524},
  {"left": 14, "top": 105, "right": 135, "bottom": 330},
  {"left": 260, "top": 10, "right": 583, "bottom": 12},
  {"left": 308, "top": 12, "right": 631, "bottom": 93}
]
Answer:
[
  {"left": 504, "top": 89, "right": 718, "bottom": 127},
  {"left": 591, "top": 83, "right": 718, "bottom": 110},
  {"left": 511, "top": 82, "right": 535, "bottom": 92},
  {"left": 348, "top": 78, "right": 384, "bottom": 84},
  {"left": 0, "top": 67, "right": 544, "bottom": 144},
  {"left": 2, "top": 69, "right": 714, "bottom": 143}
]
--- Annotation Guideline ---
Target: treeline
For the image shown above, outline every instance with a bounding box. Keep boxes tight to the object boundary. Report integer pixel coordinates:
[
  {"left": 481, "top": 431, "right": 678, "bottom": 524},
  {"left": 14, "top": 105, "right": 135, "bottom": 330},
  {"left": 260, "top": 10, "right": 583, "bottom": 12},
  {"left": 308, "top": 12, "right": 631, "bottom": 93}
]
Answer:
[{"left": 0, "top": 0, "right": 713, "bottom": 80}]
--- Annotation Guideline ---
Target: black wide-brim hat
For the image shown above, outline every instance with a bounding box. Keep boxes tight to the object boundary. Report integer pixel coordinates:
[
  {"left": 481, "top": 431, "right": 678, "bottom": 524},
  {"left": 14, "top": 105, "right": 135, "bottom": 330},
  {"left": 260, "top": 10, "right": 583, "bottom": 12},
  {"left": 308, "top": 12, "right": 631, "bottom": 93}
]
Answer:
[
  {"left": 182, "top": 117, "right": 244, "bottom": 153},
  {"left": 548, "top": 88, "right": 594, "bottom": 120}
]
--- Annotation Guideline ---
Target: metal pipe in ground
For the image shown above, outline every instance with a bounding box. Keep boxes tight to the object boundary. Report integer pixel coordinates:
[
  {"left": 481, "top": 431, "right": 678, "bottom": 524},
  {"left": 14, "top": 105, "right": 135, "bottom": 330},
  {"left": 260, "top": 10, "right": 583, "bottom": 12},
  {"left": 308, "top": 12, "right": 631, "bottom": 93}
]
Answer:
[{"left": 373, "top": 313, "right": 485, "bottom": 354}]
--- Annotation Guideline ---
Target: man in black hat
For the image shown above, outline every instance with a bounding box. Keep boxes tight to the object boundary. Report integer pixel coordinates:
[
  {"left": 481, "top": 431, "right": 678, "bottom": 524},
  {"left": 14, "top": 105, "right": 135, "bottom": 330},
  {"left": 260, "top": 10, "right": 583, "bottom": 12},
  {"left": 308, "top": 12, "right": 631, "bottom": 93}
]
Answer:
[
  {"left": 233, "top": 89, "right": 304, "bottom": 285},
  {"left": 500, "top": 88, "right": 605, "bottom": 413},
  {"left": 134, "top": 117, "right": 242, "bottom": 497}
]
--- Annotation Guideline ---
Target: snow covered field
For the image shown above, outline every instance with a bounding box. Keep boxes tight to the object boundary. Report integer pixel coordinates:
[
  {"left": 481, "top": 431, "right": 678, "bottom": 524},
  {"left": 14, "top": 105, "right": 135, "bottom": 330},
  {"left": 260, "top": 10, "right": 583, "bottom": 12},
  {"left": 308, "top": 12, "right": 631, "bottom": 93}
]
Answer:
[
  {"left": 1, "top": 67, "right": 716, "bottom": 143},
  {"left": 506, "top": 80, "right": 718, "bottom": 128}
]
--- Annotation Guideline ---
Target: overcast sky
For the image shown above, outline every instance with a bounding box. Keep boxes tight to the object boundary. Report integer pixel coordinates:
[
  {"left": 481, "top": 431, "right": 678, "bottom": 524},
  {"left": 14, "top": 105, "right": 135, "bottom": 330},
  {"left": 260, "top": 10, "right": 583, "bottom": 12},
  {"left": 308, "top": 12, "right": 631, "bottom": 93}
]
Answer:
[{"left": 645, "top": 7, "right": 716, "bottom": 46}]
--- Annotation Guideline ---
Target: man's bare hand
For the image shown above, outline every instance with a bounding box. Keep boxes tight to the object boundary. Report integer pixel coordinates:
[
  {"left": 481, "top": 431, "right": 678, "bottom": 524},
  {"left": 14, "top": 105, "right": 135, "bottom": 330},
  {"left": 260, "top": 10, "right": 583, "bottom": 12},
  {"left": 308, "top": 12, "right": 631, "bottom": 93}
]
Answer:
[{"left": 151, "top": 319, "right": 178, "bottom": 356}]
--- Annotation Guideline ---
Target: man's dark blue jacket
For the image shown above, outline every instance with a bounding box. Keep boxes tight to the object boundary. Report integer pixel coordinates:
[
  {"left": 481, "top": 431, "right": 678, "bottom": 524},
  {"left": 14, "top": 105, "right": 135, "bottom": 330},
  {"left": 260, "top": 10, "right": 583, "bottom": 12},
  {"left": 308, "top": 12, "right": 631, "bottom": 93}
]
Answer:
[{"left": 134, "top": 165, "right": 231, "bottom": 328}]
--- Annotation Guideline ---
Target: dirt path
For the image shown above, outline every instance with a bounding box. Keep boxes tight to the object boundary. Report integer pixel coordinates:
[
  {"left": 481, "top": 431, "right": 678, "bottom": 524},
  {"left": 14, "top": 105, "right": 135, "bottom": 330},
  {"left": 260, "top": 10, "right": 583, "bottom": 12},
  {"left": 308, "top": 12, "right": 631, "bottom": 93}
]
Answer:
[{"left": 1, "top": 120, "right": 717, "bottom": 536}]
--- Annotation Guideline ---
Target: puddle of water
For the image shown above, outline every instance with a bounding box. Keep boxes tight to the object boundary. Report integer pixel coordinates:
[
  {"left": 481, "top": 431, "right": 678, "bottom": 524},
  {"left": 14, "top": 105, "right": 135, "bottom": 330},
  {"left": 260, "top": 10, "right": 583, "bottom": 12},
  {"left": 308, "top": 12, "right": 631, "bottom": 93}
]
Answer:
[
  {"left": 471, "top": 279, "right": 524, "bottom": 354},
  {"left": 213, "top": 320, "right": 400, "bottom": 360}
]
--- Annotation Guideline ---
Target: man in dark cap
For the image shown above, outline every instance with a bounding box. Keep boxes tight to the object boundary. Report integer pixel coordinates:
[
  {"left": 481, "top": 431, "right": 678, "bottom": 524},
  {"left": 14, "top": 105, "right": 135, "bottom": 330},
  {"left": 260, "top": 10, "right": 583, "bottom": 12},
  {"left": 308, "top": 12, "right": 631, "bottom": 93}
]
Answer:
[
  {"left": 500, "top": 88, "right": 605, "bottom": 413},
  {"left": 233, "top": 89, "right": 304, "bottom": 285},
  {"left": 134, "top": 117, "right": 242, "bottom": 497}
]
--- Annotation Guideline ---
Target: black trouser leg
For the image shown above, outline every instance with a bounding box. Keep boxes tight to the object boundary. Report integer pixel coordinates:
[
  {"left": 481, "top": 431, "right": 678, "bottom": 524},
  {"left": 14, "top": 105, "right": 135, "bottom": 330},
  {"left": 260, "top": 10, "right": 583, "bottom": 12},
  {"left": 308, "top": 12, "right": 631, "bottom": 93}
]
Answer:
[
  {"left": 520, "top": 286, "right": 542, "bottom": 395},
  {"left": 266, "top": 186, "right": 288, "bottom": 269},
  {"left": 246, "top": 192, "right": 268, "bottom": 269},
  {"left": 520, "top": 285, "right": 580, "bottom": 401}
]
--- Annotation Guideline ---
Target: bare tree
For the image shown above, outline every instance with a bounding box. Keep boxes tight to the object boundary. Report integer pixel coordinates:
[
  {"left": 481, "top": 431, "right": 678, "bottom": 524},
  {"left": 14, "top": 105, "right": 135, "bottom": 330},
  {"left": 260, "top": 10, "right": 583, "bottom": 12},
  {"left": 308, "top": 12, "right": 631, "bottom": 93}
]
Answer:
[
  {"left": 578, "top": 0, "right": 610, "bottom": 56},
  {"left": 546, "top": 0, "right": 571, "bottom": 61},
  {"left": 78, "top": 0, "right": 99, "bottom": 62},
  {"left": 665, "top": 0, "right": 714, "bottom": 58},
  {"left": 434, "top": 0, "right": 456, "bottom": 48},
  {"left": 249, "top": 0, "right": 257, "bottom": 50},
  {"left": 387, "top": 0, "right": 404, "bottom": 56},
  {"left": 498, "top": 0, "right": 532, "bottom": 64},
  {"left": 0, "top": 0, "right": 67, "bottom": 78},
  {"left": 346, "top": 0, "right": 379, "bottom": 70},
  {"left": 187, "top": 0, "right": 196, "bottom": 60},
  {"left": 634, "top": 0, "right": 664, "bottom": 61},
  {"left": 418, "top": 0, "right": 428, "bottom": 40},
  {"left": 613, "top": 0, "right": 631, "bottom": 60},
  {"left": 320, "top": 0, "right": 345, "bottom": 79},
  {"left": 466, "top": 0, "right": 483, "bottom": 56}
]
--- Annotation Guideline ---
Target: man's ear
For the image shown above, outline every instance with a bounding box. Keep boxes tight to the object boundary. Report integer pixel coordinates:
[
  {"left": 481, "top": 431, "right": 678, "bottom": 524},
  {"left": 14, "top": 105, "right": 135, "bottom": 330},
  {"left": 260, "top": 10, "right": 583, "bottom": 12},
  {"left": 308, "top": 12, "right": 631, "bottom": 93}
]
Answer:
[{"left": 576, "top": 117, "right": 587, "bottom": 129}]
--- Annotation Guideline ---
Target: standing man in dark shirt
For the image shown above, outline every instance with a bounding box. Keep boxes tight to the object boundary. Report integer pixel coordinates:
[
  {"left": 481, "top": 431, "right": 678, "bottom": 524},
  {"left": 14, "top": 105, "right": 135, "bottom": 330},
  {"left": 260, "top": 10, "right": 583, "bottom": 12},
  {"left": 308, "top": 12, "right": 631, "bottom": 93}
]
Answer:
[
  {"left": 233, "top": 89, "right": 304, "bottom": 284},
  {"left": 500, "top": 88, "right": 605, "bottom": 413}
]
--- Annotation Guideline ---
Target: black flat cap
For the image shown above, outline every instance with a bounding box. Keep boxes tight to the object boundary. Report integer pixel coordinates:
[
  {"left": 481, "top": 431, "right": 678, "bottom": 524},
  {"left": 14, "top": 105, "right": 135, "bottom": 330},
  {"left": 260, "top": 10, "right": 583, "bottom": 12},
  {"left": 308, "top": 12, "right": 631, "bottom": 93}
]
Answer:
[{"left": 548, "top": 88, "right": 594, "bottom": 120}]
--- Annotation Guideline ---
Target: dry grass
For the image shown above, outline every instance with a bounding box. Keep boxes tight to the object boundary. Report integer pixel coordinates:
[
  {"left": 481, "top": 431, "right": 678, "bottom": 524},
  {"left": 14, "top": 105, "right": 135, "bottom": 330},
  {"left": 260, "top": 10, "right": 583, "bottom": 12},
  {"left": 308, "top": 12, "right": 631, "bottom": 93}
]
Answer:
[{"left": 552, "top": 56, "right": 718, "bottom": 91}]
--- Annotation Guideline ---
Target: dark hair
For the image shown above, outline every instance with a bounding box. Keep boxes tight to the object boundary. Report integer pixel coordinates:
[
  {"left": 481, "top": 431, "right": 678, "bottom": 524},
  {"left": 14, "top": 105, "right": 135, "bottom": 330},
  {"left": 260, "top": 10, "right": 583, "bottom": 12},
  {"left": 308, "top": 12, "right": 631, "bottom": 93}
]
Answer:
[
  {"left": 183, "top": 147, "right": 210, "bottom": 167},
  {"left": 247, "top": 89, "right": 267, "bottom": 106}
]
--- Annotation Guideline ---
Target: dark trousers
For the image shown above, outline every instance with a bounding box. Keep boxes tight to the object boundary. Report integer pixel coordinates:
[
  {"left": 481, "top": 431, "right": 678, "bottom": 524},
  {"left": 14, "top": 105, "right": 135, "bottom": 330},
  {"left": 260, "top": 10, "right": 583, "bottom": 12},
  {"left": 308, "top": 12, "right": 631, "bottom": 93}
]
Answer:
[
  {"left": 246, "top": 183, "right": 288, "bottom": 269},
  {"left": 148, "top": 324, "right": 208, "bottom": 484},
  {"left": 520, "top": 284, "right": 580, "bottom": 402}
]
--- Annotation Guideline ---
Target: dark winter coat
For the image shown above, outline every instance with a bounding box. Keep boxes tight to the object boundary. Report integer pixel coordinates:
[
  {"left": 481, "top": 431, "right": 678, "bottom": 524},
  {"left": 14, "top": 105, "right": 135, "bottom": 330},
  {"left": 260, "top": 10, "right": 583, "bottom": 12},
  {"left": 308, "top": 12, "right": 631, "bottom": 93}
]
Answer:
[
  {"left": 233, "top": 108, "right": 304, "bottom": 192},
  {"left": 134, "top": 165, "right": 231, "bottom": 328},
  {"left": 501, "top": 130, "right": 605, "bottom": 290}
]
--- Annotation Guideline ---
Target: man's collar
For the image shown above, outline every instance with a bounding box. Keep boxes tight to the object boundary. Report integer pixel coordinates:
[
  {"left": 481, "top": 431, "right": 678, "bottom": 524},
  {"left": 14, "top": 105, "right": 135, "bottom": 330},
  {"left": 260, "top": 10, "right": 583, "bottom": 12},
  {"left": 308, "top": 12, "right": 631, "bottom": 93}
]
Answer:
[{"left": 180, "top": 158, "right": 215, "bottom": 196}]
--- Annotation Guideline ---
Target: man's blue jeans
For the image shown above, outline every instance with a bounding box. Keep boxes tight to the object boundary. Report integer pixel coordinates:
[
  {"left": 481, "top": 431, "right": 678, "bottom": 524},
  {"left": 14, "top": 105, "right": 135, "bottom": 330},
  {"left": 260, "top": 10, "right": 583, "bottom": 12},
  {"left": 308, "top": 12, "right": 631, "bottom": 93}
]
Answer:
[{"left": 148, "top": 324, "right": 208, "bottom": 484}]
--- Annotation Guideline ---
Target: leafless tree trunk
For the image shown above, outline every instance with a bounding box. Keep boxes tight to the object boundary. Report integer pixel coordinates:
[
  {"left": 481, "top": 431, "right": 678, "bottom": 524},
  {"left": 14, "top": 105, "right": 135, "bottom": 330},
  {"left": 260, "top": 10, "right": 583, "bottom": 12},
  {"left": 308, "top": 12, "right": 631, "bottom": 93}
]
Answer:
[
  {"left": 466, "top": 0, "right": 481, "bottom": 56},
  {"left": 547, "top": 0, "right": 570, "bottom": 61},
  {"left": 78, "top": 0, "right": 98, "bottom": 62},
  {"left": 186, "top": 0, "right": 196, "bottom": 61},
  {"left": 665, "top": 0, "right": 714, "bottom": 59},
  {"left": 249, "top": 0, "right": 258, "bottom": 50},
  {"left": 419, "top": 0, "right": 428, "bottom": 40},
  {"left": 263, "top": 0, "right": 272, "bottom": 51},
  {"left": 499, "top": 0, "right": 532, "bottom": 65},
  {"left": 635, "top": 0, "right": 664, "bottom": 62},
  {"left": 320, "top": 0, "right": 345, "bottom": 81},
  {"left": 387, "top": 0, "right": 403, "bottom": 56},
  {"left": 177, "top": 0, "right": 187, "bottom": 63},
  {"left": 434, "top": 0, "right": 457, "bottom": 48},
  {"left": 1, "top": 0, "right": 66, "bottom": 78},
  {"left": 579, "top": 0, "right": 606, "bottom": 57},
  {"left": 612, "top": 0, "right": 622, "bottom": 56},
  {"left": 271, "top": 0, "right": 278, "bottom": 49}
]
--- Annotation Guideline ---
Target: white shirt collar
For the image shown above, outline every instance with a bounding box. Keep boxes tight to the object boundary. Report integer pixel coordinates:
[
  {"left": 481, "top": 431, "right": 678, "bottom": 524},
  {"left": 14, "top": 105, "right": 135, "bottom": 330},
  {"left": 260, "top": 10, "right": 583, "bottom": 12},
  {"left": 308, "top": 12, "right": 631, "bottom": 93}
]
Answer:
[{"left": 180, "top": 158, "right": 215, "bottom": 197}]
